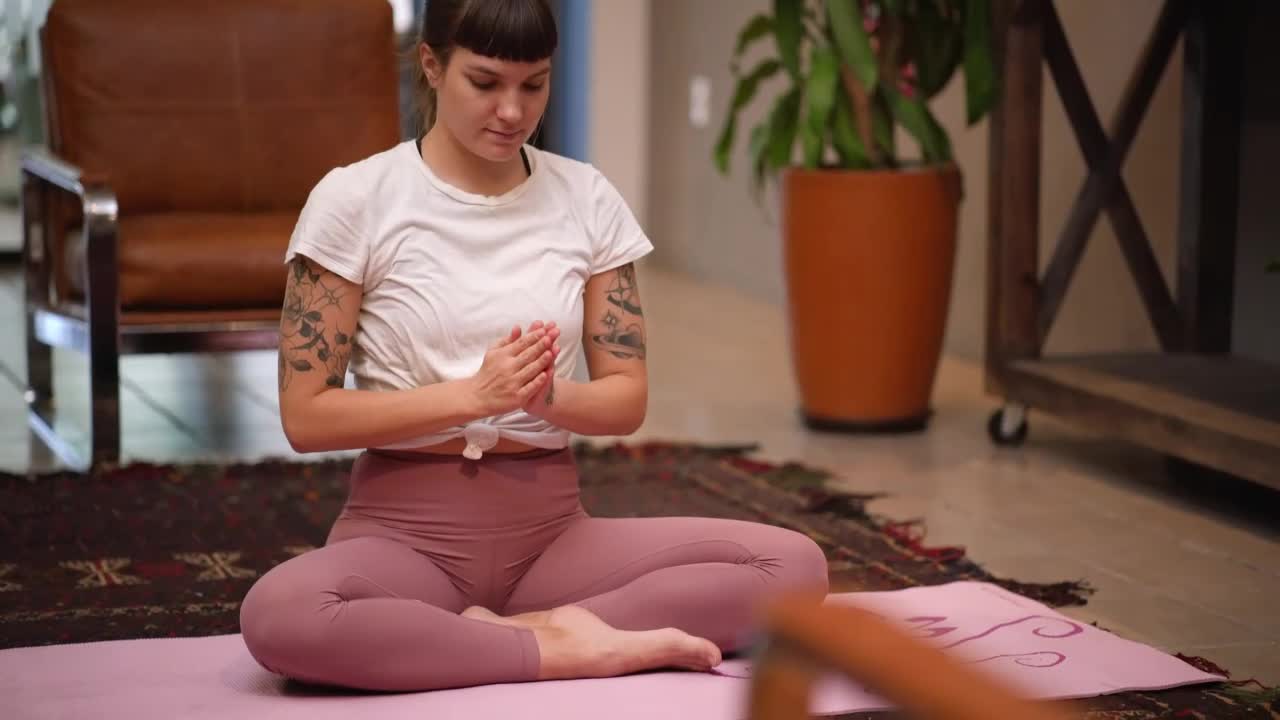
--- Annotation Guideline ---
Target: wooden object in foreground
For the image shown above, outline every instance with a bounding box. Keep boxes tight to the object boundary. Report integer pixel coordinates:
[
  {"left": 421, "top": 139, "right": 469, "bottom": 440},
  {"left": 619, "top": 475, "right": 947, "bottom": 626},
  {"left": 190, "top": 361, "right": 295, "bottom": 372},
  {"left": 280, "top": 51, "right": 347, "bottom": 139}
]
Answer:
[{"left": 747, "top": 594, "right": 1076, "bottom": 720}]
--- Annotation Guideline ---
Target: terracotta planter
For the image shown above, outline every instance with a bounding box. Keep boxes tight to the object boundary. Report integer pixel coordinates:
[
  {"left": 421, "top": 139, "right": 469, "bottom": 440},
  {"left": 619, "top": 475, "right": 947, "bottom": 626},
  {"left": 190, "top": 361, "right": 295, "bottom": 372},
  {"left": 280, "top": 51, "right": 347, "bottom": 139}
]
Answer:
[{"left": 781, "top": 164, "right": 961, "bottom": 431}]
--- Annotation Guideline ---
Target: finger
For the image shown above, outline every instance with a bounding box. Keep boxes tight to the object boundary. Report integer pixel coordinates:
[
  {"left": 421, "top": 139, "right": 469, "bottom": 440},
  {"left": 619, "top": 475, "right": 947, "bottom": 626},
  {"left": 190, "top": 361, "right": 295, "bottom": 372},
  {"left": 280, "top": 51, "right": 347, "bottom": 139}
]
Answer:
[
  {"left": 511, "top": 327, "right": 547, "bottom": 355},
  {"left": 521, "top": 383, "right": 549, "bottom": 412},
  {"left": 518, "top": 371, "right": 548, "bottom": 403},
  {"left": 492, "top": 325, "right": 521, "bottom": 350},
  {"left": 514, "top": 349, "right": 553, "bottom": 383},
  {"left": 514, "top": 336, "right": 551, "bottom": 365},
  {"left": 528, "top": 320, "right": 556, "bottom": 343}
]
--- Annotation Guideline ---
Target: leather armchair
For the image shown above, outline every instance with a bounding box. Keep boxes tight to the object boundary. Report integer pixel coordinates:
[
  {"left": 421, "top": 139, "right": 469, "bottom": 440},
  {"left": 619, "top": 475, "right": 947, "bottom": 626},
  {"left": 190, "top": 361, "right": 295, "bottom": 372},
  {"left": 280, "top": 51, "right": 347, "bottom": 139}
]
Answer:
[{"left": 21, "top": 0, "right": 402, "bottom": 469}]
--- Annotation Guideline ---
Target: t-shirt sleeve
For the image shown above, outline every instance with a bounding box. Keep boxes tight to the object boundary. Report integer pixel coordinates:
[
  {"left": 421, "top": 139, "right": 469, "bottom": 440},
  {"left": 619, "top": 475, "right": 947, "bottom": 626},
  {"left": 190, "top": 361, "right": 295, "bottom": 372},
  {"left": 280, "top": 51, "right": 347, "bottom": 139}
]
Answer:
[
  {"left": 588, "top": 166, "right": 654, "bottom": 275},
  {"left": 284, "top": 167, "right": 369, "bottom": 285}
]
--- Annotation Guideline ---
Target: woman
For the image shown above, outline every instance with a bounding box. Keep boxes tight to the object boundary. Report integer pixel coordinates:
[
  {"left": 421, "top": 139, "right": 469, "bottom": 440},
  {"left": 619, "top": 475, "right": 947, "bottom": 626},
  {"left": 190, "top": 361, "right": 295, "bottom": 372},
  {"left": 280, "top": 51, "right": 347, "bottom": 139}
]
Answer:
[{"left": 239, "top": 0, "right": 829, "bottom": 692}]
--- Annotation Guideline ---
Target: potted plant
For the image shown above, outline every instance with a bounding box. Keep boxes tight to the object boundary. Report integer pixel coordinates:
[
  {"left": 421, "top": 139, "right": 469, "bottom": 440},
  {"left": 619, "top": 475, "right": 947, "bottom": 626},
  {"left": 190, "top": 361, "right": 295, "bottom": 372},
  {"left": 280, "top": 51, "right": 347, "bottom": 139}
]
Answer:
[{"left": 714, "top": 0, "right": 997, "bottom": 432}]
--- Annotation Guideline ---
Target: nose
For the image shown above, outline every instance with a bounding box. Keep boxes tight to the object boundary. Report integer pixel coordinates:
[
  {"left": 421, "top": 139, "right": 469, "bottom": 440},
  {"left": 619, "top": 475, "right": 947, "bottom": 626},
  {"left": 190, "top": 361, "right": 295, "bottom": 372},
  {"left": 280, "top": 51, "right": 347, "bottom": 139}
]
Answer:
[{"left": 496, "top": 91, "right": 523, "bottom": 125}]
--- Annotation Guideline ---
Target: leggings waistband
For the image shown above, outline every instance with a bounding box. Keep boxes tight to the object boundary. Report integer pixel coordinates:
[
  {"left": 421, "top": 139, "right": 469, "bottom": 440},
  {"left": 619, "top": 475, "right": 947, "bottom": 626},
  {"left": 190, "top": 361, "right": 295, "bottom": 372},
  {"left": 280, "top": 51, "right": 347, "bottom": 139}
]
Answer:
[{"left": 366, "top": 446, "right": 570, "bottom": 464}]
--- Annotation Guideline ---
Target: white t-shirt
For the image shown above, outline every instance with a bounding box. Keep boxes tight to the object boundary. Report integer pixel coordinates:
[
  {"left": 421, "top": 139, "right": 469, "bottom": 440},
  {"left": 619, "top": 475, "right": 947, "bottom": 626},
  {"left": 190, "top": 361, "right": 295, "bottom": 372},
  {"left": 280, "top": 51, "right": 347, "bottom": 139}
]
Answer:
[{"left": 284, "top": 140, "right": 653, "bottom": 456}]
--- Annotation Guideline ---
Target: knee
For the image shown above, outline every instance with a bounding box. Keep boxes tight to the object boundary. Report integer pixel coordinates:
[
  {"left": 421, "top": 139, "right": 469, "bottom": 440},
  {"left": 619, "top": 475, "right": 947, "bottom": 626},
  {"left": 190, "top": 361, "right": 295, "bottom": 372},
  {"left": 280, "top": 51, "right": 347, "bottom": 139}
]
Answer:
[
  {"left": 239, "top": 567, "right": 324, "bottom": 677},
  {"left": 766, "top": 528, "right": 830, "bottom": 596}
]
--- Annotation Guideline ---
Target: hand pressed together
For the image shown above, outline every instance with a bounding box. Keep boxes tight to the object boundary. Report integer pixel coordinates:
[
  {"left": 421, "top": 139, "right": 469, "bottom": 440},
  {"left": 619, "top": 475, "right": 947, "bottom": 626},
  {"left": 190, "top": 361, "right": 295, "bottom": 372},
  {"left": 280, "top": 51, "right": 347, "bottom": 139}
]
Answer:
[{"left": 467, "top": 321, "right": 561, "bottom": 417}]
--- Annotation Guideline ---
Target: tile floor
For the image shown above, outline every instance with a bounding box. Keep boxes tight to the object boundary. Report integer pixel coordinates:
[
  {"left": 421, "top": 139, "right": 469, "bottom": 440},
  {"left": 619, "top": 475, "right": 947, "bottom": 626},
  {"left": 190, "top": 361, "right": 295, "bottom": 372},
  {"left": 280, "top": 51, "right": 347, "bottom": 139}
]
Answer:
[{"left": 0, "top": 208, "right": 1276, "bottom": 686}]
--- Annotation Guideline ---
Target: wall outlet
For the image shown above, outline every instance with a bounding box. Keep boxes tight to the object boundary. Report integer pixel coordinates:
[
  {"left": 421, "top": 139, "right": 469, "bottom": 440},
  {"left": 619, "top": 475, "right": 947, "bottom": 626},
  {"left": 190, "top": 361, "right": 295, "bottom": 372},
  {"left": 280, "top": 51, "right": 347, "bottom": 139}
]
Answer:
[{"left": 689, "top": 75, "right": 711, "bottom": 129}]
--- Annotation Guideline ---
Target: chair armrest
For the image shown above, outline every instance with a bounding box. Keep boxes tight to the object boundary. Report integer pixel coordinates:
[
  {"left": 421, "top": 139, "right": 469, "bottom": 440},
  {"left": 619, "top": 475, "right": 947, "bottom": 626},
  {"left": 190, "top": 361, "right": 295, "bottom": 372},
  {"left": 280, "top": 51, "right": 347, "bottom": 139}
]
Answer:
[
  {"left": 747, "top": 594, "right": 1076, "bottom": 720},
  {"left": 22, "top": 147, "right": 92, "bottom": 196},
  {"left": 20, "top": 148, "right": 120, "bottom": 327},
  {"left": 20, "top": 148, "right": 117, "bottom": 222}
]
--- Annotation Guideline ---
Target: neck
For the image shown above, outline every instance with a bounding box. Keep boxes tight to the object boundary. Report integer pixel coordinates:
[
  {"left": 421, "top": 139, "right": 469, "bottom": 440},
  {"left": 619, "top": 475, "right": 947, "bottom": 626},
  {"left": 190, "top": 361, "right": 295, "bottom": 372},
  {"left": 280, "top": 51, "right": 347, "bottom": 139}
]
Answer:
[{"left": 420, "top": 126, "right": 527, "bottom": 196}]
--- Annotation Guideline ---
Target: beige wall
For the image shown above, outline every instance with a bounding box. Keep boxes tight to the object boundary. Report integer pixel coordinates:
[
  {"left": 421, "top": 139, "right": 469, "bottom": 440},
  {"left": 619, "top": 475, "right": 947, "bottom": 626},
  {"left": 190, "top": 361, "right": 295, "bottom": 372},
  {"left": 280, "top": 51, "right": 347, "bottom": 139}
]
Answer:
[
  {"left": 646, "top": 0, "right": 1186, "bottom": 361},
  {"left": 588, "top": 0, "right": 651, "bottom": 225}
]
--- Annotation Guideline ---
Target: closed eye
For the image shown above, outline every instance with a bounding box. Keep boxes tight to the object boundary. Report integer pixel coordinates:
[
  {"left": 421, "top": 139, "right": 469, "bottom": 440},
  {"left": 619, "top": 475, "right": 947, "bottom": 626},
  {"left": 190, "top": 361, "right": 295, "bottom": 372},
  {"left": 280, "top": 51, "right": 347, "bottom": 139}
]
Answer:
[{"left": 467, "top": 74, "right": 548, "bottom": 92}]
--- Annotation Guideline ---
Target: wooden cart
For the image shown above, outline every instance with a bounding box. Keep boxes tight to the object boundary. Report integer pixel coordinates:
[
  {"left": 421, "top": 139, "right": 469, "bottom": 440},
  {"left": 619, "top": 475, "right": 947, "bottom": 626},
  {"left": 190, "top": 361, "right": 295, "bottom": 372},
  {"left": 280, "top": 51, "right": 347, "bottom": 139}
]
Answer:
[{"left": 984, "top": 0, "right": 1280, "bottom": 490}]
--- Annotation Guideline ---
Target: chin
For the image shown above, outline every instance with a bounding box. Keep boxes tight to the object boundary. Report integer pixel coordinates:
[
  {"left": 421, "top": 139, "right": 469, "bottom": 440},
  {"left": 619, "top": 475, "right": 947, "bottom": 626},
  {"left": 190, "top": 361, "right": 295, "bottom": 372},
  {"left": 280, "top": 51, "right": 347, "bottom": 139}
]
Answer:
[
  {"left": 474, "top": 147, "right": 521, "bottom": 163},
  {"left": 470, "top": 134, "right": 526, "bottom": 162}
]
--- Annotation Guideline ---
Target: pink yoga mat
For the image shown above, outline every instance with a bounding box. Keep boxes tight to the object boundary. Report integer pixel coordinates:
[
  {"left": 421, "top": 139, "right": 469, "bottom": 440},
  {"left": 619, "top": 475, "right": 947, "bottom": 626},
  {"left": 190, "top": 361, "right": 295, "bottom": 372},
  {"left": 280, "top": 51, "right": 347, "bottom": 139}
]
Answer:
[{"left": 2, "top": 582, "right": 1221, "bottom": 719}]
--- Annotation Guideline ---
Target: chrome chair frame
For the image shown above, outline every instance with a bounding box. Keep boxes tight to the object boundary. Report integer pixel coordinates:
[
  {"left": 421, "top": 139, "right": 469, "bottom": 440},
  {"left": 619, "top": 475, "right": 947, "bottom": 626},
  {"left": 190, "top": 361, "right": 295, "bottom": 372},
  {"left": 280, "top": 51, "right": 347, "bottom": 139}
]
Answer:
[{"left": 21, "top": 148, "right": 280, "bottom": 471}]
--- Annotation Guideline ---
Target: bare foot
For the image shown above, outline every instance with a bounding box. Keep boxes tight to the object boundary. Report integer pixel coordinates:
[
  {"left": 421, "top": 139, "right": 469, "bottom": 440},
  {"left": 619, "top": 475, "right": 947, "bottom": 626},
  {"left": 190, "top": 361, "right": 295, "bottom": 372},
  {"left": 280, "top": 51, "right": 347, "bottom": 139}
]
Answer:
[
  {"left": 532, "top": 605, "right": 722, "bottom": 680},
  {"left": 461, "top": 606, "right": 553, "bottom": 628},
  {"left": 461, "top": 606, "right": 514, "bottom": 626}
]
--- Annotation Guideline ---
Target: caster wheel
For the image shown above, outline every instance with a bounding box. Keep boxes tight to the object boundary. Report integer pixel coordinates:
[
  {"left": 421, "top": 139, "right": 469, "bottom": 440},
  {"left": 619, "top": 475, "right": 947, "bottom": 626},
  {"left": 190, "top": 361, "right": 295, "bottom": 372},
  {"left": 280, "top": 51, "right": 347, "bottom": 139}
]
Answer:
[{"left": 987, "top": 406, "right": 1028, "bottom": 447}]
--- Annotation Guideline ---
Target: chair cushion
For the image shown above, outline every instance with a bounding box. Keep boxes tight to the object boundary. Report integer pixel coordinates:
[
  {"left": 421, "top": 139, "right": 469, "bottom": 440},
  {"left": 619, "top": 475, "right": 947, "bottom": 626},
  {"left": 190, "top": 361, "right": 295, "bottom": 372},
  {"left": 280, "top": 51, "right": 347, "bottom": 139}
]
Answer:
[{"left": 64, "top": 213, "right": 296, "bottom": 310}]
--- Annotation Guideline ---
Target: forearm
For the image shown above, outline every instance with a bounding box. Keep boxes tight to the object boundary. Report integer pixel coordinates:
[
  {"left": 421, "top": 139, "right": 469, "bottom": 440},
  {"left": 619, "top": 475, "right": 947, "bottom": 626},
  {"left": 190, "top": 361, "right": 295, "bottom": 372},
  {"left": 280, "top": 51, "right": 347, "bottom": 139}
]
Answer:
[
  {"left": 538, "top": 374, "right": 646, "bottom": 436},
  {"left": 282, "top": 380, "right": 482, "bottom": 453}
]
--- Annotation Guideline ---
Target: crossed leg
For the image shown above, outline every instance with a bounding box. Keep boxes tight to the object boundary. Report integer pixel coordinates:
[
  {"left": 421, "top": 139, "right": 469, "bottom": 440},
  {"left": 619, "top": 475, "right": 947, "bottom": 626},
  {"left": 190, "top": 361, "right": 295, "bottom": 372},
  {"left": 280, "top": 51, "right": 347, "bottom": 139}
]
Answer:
[
  {"left": 239, "top": 536, "right": 541, "bottom": 691},
  {"left": 495, "top": 516, "right": 831, "bottom": 651},
  {"left": 240, "top": 518, "right": 828, "bottom": 691}
]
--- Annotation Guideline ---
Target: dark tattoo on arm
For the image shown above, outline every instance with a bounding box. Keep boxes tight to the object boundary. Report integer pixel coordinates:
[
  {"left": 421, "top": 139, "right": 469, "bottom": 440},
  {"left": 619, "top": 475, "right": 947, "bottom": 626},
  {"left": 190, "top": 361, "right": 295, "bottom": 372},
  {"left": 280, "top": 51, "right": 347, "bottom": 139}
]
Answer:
[
  {"left": 278, "top": 259, "right": 352, "bottom": 392},
  {"left": 591, "top": 263, "right": 646, "bottom": 360}
]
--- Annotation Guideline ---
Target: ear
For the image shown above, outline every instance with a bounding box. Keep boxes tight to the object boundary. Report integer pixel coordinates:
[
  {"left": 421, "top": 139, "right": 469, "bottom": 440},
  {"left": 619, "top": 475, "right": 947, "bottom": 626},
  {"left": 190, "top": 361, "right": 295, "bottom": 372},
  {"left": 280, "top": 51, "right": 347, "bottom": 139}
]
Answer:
[{"left": 419, "top": 43, "right": 443, "bottom": 88}]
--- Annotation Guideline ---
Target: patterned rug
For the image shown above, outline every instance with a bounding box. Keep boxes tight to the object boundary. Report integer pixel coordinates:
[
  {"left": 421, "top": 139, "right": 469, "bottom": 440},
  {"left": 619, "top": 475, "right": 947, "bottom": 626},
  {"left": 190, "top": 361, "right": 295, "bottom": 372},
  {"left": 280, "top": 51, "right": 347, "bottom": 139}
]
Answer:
[{"left": 1, "top": 442, "right": 1274, "bottom": 717}]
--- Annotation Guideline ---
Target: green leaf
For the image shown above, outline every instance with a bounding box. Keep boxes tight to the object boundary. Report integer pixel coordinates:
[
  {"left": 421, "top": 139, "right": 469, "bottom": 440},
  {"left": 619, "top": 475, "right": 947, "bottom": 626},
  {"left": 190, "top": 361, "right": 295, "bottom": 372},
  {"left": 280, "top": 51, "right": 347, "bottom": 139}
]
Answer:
[
  {"left": 734, "top": 14, "right": 774, "bottom": 58},
  {"left": 773, "top": 0, "right": 803, "bottom": 80},
  {"left": 731, "top": 14, "right": 774, "bottom": 71},
  {"left": 888, "top": 88, "right": 951, "bottom": 164},
  {"left": 748, "top": 121, "right": 772, "bottom": 193},
  {"left": 734, "top": 59, "right": 784, "bottom": 109},
  {"left": 713, "top": 59, "right": 783, "bottom": 174},
  {"left": 798, "top": 121, "right": 822, "bottom": 170},
  {"left": 831, "top": 93, "right": 870, "bottom": 168},
  {"left": 801, "top": 45, "right": 841, "bottom": 168},
  {"left": 872, "top": 91, "right": 895, "bottom": 162},
  {"left": 766, "top": 87, "right": 803, "bottom": 169},
  {"left": 714, "top": 116, "right": 738, "bottom": 176},
  {"left": 962, "top": 0, "right": 998, "bottom": 124},
  {"left": 909, "top": 4, "right": 963, "bottom": 99},
  {"left": 827, "top": 0, "right": 878, "bottom": 93}
]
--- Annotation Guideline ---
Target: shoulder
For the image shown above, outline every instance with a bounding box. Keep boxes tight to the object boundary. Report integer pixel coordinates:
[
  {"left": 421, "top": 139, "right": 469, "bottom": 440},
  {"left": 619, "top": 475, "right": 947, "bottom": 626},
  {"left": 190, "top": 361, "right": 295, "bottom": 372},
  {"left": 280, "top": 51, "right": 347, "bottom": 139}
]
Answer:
[
  {"left": 528, "top": 147, "right": 633, "bottom": 234},
  {"left": 529, "top": 146, "right": 614, "bottom": 195},
  {"left": 305, "top": 141, "right": 416, "bottom": 214}
]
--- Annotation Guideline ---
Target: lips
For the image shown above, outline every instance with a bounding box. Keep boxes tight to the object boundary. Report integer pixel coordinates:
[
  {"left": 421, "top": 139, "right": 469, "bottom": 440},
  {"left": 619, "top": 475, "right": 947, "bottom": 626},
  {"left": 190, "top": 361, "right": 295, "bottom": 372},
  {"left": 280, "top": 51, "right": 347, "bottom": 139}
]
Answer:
[{"left": 486, "top": 128, "right": 521, "bottom": 141}]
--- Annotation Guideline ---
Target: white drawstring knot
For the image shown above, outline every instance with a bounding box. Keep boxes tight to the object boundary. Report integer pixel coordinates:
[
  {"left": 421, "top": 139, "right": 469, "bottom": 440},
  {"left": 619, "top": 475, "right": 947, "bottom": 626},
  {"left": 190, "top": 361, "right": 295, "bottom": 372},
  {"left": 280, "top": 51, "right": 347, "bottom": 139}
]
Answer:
[{"left": 461, "top": 423, "right": 500, "bottom": 460}]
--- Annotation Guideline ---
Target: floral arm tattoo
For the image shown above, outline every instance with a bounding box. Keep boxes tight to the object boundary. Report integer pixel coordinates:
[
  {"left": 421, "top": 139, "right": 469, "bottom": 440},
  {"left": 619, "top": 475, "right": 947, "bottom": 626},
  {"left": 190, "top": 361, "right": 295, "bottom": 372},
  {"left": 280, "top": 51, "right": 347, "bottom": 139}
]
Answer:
[
  {"left": 278, "top": 258, "right": 352, "bottom": 392},
  {"left": 590, "top": 263, "right": 646, "bottom": 360}
]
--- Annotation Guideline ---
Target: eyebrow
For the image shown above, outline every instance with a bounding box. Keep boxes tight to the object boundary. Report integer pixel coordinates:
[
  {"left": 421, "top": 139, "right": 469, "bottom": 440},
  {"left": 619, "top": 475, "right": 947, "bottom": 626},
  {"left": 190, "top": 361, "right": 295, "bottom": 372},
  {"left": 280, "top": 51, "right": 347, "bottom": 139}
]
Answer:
[{"left": 467, "top": 66, "right": 551, "bottom": 80}]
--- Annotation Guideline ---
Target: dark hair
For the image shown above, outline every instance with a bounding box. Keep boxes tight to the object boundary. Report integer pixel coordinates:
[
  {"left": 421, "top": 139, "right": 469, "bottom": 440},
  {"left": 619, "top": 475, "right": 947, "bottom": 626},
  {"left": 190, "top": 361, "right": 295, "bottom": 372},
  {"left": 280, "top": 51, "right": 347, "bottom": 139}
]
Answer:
[{"left": 412, "top": 0, "right": 559, "bottom": 134}]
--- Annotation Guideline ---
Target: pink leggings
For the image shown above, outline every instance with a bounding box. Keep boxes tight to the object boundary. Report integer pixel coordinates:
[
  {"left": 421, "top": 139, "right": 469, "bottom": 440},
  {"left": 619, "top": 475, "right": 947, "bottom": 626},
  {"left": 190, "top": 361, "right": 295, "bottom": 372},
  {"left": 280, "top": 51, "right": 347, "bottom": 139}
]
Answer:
[{"left": 239, "top": 448, "right": 829, "bottom": 691}]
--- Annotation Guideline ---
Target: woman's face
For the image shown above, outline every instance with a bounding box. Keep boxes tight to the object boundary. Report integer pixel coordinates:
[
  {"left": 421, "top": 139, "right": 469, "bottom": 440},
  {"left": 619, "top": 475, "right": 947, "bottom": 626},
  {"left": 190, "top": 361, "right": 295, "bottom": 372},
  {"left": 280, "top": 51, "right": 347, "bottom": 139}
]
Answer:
[{"left": 423, "top": 45, "right": 552, "bottom": 162}]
